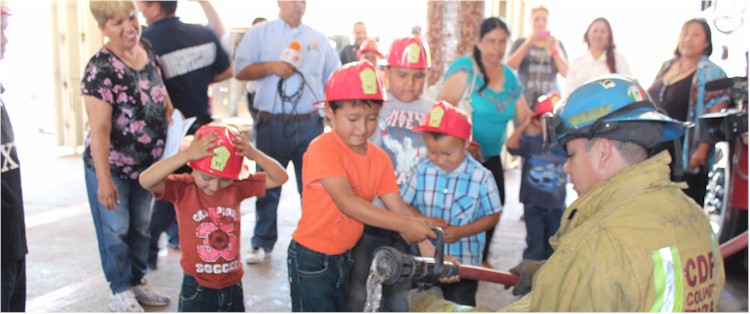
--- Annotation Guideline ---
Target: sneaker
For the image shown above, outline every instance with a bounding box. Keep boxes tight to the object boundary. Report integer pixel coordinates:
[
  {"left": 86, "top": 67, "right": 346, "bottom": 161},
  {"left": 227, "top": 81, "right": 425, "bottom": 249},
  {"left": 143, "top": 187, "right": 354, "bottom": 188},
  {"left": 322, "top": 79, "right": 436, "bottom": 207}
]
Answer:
[
  {"left": 245, "top": 248, "right": 266, "bottom": 264},
  {"left": 110, "top": 290, "right": 144, "bottom": 312},
  {"left": 132, "top": 282, "right": 170, "bottom": 307}
]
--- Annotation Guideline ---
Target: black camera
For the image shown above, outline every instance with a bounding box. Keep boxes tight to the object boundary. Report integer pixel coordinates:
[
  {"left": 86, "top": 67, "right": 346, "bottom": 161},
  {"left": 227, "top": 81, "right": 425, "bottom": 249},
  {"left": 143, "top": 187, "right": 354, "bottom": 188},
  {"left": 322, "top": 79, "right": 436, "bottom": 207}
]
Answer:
[{"left": 699, "top": 76, "right": 748, "bottom": 143}]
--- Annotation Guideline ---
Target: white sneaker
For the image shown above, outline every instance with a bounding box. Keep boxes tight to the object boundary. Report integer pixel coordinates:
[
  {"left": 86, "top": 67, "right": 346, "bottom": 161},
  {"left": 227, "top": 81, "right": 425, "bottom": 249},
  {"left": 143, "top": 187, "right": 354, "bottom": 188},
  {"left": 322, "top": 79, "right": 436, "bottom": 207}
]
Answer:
[
  {"left": 245, "top": 248, "right": 266, "bottom": 264},
  {"left": 132, "top": 282, "right": 171, "bottom": 306},
  {"left": 110, "top": 290, "right": 144, "bottom": 312}
]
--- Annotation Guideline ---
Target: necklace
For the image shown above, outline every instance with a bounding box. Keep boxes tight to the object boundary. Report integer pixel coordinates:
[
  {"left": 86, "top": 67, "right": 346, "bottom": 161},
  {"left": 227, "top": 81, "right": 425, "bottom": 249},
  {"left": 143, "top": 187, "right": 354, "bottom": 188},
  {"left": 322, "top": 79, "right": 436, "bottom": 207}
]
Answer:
[
  {"left": 659, "top": 57, "right": 698, "bottom": 103},
  {"left": 666, "top": 58, "right": 698, "bottom": 86}
]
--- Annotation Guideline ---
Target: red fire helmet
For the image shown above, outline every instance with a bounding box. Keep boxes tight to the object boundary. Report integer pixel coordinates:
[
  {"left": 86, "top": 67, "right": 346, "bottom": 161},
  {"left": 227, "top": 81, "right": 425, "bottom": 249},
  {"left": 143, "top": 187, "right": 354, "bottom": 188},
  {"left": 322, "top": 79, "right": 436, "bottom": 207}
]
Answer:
[
  {"left": 187, "top": 123, "right": 248, "bottom": 180},
  {"left": 533, "top": 92, "right": 561, "bottom": 118},
  {"left": 356, "top": 38, "right": 384, "bottom": 59},
  {"left": 387, "top": 36, "right": 430, "bottom": 69},
  {"left": 413, "top": 101, "right": 472, "bottom": 141},
  {"left": 315, "top": 60, "right": 385, "bottom": 108}
]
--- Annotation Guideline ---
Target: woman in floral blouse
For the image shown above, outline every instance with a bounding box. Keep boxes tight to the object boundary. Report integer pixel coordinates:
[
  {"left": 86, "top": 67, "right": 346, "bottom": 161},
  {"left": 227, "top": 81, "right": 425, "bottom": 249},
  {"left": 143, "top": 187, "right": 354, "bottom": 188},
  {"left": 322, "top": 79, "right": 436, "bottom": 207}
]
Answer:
[{"left": 80, "top": 1, "right": 172, "bottom": 311}]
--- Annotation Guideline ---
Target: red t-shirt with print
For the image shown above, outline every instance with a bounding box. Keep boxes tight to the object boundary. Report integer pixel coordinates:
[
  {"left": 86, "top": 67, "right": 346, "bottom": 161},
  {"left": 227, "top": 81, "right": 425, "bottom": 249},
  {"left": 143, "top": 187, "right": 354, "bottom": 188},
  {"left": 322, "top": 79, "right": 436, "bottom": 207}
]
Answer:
[{"left": 156, "top": 172, "right": 266, "bottom": 289}]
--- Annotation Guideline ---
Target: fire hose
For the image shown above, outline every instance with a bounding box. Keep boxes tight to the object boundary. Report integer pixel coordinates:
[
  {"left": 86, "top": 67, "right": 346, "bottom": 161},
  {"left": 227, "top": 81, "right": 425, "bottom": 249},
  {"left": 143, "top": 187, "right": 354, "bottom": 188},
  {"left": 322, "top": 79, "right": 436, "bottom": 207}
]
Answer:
[
  {"left": 720, "top": 230, "right": 748, "bottom": 259},
  {"left": 372, "top": 230, "right": 748, "bottom": 288}
]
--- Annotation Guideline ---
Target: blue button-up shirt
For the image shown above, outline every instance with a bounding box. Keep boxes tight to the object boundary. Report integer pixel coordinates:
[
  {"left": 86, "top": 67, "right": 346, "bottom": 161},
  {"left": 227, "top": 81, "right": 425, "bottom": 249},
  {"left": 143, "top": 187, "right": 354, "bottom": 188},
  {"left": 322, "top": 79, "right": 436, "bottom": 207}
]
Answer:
[
  {"left": 401, "top": 156, "right": 503, "bottom": 265},
  {"left": 235, "top": 19, "right": 340, "bottom": 115}
]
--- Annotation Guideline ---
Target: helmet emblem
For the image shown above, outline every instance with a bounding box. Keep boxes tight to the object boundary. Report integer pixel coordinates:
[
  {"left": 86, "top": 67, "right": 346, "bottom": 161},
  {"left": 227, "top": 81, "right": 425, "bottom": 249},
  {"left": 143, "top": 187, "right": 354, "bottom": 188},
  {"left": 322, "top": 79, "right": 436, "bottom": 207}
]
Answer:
[
  {"left": 359, "top": 68, "right": 377, "bottom": 95},
  {"left": 210, "top": 146, "right": 231, "bottom": 171},
  {"left": 428, "top": 105, "right": 445, "bottom": 128}
]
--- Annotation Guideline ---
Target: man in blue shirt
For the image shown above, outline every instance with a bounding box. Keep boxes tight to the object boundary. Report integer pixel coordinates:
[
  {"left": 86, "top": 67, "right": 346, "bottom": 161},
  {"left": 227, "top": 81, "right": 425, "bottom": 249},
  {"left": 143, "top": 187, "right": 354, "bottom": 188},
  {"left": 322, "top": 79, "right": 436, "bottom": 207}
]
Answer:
[
  {"left": 139, "top": 0, "right": 232, "bottom": 131},
  {"left": 234, "top": 0, "right": 340, "bottom": 264},
  {"left": 139, "top": 0, "right": 233, "bottom": 270}
]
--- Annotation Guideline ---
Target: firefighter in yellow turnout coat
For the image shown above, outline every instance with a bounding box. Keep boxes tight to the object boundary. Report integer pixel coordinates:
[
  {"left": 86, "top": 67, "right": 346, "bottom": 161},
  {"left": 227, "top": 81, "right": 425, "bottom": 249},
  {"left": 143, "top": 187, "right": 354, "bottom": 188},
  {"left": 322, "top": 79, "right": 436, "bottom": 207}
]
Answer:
[{"left": 409, "top": 75, "right": 725, "bottom": 312}]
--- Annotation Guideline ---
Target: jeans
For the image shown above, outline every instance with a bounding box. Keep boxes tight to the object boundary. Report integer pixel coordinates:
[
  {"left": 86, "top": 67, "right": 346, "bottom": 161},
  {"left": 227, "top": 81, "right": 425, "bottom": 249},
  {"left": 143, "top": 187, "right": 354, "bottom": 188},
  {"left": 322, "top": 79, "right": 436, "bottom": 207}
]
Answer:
[
  {"left": 522, "top": 204, "right": 563, "bottom": 261},
  {"left": 148, "top": 199, "right": 179, "bottom": 266},
  {"left": 439, "top": 278, "right": 478, "bottom": 306},
  {"left": 1, "top": 257, "right": 26, "bottom": 312},
  {"left": 287, "top": 240, "right": 352, "bottom": 312},
  {"left": 252, "top": 115, "right": 323, "bottom": 252},
  {"left": 347, "top": 226, "right": 413, "bottom": 312},
  {"left": 481, "top": 156, "right": 506, "bottom": 262},
  {"left": 178, "top": 274, "right": 244, "bottom": 312},
  {"left": 84, "top": 166, "right": 152, "bottom": 293}
]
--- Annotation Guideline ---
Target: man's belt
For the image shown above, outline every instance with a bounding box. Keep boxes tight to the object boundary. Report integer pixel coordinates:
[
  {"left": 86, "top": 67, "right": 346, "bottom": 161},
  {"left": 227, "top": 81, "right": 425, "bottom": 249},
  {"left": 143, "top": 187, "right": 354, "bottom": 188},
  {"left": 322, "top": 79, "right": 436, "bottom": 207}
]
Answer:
[{"left": 256, "top": 111, "right": 318, "bottom": 122}]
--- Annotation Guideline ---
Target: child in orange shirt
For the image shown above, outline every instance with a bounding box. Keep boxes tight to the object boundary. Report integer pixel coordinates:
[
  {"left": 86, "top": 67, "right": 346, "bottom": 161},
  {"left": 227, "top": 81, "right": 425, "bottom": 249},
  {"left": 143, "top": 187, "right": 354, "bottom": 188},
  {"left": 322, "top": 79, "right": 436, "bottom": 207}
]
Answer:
[
  {"left": 139, "top": 123, "right": 288, "bottom": 312},
  {"left": 287, "top": 61, "right": 436, "bottom": 312}
]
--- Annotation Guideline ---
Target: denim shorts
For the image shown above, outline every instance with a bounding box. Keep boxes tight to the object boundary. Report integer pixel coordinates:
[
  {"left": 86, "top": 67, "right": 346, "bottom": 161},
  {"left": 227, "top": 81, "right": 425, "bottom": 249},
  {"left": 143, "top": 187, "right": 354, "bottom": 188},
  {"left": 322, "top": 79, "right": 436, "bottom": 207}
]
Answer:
[{"left": 287, "top": 240, "right": 353, "bottom": 312}]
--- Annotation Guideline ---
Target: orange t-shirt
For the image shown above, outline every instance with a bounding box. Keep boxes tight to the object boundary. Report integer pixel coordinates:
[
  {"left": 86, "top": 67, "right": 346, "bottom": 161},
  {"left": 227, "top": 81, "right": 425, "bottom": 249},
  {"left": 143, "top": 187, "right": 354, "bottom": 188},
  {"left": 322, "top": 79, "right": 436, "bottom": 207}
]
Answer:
[{"left": 292, "top": 131, "right": 399, "bottom": 255}]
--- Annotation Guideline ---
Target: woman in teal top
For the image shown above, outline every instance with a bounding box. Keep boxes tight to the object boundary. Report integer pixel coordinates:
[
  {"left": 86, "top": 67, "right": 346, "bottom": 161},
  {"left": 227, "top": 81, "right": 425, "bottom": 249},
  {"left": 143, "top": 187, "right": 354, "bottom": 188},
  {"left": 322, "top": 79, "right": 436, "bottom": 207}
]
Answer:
[{"left": 439, "top": 17, "right": 531, "bottom": 267}]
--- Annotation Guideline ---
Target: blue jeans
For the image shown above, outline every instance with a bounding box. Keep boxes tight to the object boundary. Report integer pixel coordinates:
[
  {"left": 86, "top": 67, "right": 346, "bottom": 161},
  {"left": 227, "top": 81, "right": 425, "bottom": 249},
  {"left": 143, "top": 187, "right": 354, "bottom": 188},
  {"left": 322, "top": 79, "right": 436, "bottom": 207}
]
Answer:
[
  {"left": 178, "top": 274, "right": 244, "bottom": 312},
  {"left": 148, "top": 199, "right": 179, "bottom": 265},
  {"left": 347, "top": 226, "right": 412, "bottom": 312},
  {"left": 252, "top": 114, "right": 323, "bottom": 252},
  {"left": 287, "top": 240, "right": 352, "bottom": 312},
  {"left": 522, "top": 204, "right": 563, "bottom": 261},
  {"left": 84, "top": 166, "right": 152, "bottom": 293}
]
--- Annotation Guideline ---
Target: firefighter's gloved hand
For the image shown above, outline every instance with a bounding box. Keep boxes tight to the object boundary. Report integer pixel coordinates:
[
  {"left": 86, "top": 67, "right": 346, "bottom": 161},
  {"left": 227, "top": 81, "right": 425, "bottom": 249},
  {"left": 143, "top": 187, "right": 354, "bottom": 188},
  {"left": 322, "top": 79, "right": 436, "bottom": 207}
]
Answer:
[
  {"left": 504, "top": 260, "right": 545, "bottom": 296},
  {"left": 409, "top": 286, "right": 444, "bottom": 312}
]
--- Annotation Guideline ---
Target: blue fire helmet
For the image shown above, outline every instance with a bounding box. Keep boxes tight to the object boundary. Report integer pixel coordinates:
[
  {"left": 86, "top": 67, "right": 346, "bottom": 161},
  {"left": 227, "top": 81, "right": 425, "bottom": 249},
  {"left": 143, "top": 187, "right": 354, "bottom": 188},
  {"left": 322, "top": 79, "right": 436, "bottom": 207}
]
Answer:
[{"left": 544, "top": 74, "right": 687, "bottom": 154}]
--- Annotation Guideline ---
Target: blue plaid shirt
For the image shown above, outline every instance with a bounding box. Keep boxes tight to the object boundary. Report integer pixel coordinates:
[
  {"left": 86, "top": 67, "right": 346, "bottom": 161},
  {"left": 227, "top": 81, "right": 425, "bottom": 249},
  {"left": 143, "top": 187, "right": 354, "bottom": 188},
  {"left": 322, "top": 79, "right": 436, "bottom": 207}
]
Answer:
[{"left": 401, "top": 155, "right": 502, "bottom": 265}]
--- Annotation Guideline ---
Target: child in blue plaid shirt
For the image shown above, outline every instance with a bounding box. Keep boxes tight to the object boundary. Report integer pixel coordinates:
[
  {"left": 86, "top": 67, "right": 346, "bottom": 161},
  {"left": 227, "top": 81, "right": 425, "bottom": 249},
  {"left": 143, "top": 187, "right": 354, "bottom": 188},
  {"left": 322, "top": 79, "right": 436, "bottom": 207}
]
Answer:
[{"left": 401, "top": 101, "right": 502, "bottom": 306}]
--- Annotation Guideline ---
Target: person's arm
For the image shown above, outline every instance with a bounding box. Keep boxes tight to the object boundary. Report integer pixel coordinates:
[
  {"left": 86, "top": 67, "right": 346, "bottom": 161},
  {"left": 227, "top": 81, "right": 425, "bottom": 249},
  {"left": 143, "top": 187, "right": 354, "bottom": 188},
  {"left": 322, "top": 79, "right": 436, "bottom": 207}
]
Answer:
[
  {"left": 514, "top": 95, "right": 532, "bottom": 125},
  {"left": 84, "top": 95, "right": 119, "bottom": 211},
  {"left": 549, "top": 37, "right": 569, "bottom": 77},
  {"left": 380, "top": 191, "right": 446, "bottom": 257},
  {"left": 381, "top": 192, "right": 448, "bottom": 227},
  {"left": 507, "top": 119, "right": 531, "bottom": 153},
  {"left": 163, "top": 91, "right": 174, "bottom": 124},
  {"left": 231, "top": 133, "right": 288, "bottom": 189},
  {"left": 506, "top": 37, "right": 533, "bottom": 69},
  {"left": 438, "top": 71, "right": 469, "bottom": 105},
  {"left": 690, "top": 99, "right": 731, "bottom": 168},
  {"left": 236, "top": 61, "right": 295, "bottom": 81},
  {"left": 139, "top": 133, "right": 219, "bottom": 194},
  {"left": 192, "top": 0, "right": 225, "bottom": 38},
  {"left": 319, "top": 177, "right": 435, "bottom": 243},
  {"left": 443, "top": 212, "right": 500, "bottom": 244},
  {"left": 213, "top": 66, "right": 234, "bottom": 83}
]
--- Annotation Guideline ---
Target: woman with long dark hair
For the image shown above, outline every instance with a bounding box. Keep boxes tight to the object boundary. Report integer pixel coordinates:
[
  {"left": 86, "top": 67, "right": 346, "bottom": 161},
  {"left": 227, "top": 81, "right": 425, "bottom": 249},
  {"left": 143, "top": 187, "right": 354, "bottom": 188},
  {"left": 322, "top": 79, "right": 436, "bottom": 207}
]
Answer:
[
  {"left": 564, "top": 17, "right": 632, "bottom": 96},
  {"left": 647, "top": 18, "right": 730, "bottom": 206},
  {"left": 439, "top": 17, "right": 531, "bottom": 273}
]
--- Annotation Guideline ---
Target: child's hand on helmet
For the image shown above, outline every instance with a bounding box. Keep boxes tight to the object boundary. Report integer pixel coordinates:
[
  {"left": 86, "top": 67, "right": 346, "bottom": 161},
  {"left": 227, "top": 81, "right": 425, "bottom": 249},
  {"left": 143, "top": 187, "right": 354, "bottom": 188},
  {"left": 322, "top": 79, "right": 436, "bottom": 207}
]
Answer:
[
  {"left": 185, "top": 132, "right": 218, "bottom": 161},
  {"left": 232, "top": 134, "right": 261, "bottom": 161}
]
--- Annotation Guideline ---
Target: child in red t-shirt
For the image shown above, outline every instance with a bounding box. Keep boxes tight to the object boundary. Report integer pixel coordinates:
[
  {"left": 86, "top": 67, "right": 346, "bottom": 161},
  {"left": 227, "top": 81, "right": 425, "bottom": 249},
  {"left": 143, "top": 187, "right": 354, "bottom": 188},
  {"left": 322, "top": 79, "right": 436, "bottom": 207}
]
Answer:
[
  {"left": 139, "top": 123, "right": 288, "bottom": 312},
  {"left": 288, "top": 61, "right": 436, "bottom": 312}
]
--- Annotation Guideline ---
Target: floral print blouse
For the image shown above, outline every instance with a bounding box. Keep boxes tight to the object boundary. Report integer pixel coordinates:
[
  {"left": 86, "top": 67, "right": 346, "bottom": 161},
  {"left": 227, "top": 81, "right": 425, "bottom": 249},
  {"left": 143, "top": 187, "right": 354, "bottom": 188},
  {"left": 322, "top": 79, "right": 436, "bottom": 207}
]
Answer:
[{"left": 81, "top": 40, "right": 168, "bottom": 180}]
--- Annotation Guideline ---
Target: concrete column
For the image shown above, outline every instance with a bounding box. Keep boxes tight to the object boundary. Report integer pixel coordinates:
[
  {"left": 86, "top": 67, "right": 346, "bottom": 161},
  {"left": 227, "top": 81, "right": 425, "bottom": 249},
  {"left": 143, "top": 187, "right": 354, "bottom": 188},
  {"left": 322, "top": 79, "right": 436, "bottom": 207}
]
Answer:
[
  {"left": 50, "top": 0, "right": 98, "bottom": 150},
  {"left": 426, "top": 1, "right": 485, "bottom": 87}
]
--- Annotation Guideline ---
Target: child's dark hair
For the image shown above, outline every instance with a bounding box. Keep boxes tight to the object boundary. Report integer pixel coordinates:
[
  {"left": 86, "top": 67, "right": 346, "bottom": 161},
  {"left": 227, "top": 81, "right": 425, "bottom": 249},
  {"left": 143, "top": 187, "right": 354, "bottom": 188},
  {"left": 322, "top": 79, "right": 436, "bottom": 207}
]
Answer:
[
  {"left": 328, "top": 99, "right": 384, "bottom": 112},
  {"left": 473, "top": 17, "right": 511, "bottom": 94},
  {"left": 424, "top": 131, "right": 448, "bottom": 140}
]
